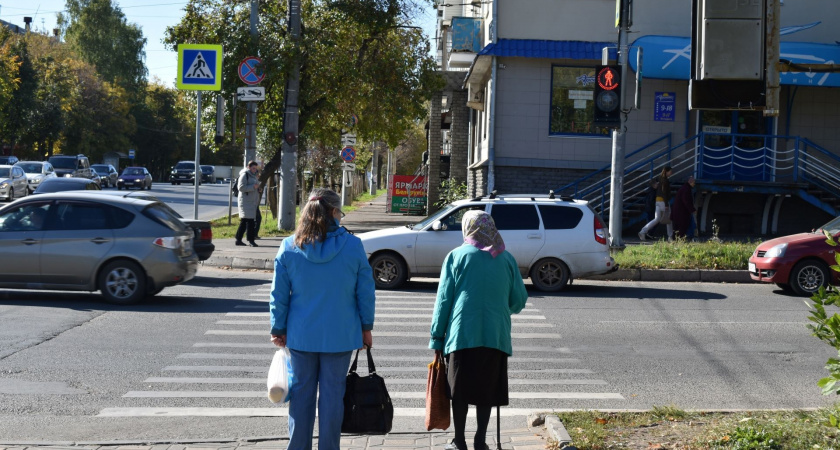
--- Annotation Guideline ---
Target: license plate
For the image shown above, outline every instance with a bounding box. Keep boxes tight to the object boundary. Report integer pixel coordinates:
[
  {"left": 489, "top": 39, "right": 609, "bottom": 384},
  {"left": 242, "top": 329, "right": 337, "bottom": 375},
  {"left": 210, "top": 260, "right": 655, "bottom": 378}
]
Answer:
[{"left": 748, "top": 262, "right": 756, "bottom": 273}]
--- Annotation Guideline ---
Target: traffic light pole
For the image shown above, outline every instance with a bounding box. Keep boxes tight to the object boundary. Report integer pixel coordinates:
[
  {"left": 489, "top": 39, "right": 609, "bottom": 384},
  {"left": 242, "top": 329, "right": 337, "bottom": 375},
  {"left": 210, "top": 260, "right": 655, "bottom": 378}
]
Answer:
[{"left": 608, "top": 0, "right": 631, "bottom": 249}]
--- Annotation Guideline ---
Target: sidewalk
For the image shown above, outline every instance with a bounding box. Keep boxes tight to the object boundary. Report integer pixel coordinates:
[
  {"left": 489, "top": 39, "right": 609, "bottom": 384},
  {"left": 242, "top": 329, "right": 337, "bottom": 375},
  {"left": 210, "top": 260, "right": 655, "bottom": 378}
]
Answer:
[
  {"left": 2, "top": 425, "right": 561, "bottom": 450},
  {"left": 203, "top": 195, "right": 425, "bottom": 271},
  {"left": 202, "top": 194, "right": 753, "bottom": 283}
]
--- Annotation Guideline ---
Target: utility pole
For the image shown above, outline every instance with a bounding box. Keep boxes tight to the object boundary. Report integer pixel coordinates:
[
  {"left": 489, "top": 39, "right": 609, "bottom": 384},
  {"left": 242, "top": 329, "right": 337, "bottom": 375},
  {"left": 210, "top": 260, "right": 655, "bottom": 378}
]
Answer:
[
  {"left": 245, "top": 0, "right": 259, "bottom": 166},
  {"left": 607, "top": 0, "right": 631, "bottom": 248},
  {"left": 369, "top": 142, "right": 378, "bottom": 195},
  {"left": 279, "top": 0, "right": 301, "bottom": 230},
  {"left": 764, "top": 0, "right": 780, "bottom": 117}
]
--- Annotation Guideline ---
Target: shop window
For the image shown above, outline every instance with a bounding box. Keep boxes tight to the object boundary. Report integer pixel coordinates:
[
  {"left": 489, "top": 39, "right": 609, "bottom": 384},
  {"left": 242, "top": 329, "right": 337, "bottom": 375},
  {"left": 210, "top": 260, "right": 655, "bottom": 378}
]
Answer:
[{"left": 550, "top": 66, "right": 613, "bottom": 137}]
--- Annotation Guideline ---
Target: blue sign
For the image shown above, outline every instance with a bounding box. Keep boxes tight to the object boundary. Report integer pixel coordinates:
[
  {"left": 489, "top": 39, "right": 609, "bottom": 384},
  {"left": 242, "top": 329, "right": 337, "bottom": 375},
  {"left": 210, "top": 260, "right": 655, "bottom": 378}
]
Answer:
[
  {"left": 177, "top": 44, "right": 223, "bottom": 91},
  {"left": 654, "top": 92, "right": 676, "bottom": 122},
  {"left": 629, "top": 27, "right": 840, "bottom": 87},
  {"left": 340, "top": 146, "right": 356, "bottom": 162},
  {"left": 238, "top": 57, "right": 265, "bottom": 86}
]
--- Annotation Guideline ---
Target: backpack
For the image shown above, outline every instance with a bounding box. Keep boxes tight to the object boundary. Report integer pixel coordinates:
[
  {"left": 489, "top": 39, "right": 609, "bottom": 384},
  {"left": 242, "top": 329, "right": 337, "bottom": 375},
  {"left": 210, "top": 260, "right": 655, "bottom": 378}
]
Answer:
[{"left": 231, "top": 173, "right": 242, "bottom": 196}]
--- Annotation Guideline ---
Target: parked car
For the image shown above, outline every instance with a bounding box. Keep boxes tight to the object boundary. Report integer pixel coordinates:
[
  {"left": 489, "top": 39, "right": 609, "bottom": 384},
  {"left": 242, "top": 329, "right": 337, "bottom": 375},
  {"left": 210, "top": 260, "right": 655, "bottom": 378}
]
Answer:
[
  {"left": 91, "top": 164, "right": 119, "bottom": 187},
  {"left": 358, "top": 193, "right": 617, "bottom": 291},
  {"left": 15, "top": 161, "right": 57, "bottom": 193},
  {"left": 48, "top": 154, "right": 92, "bottom": 179},
  {"left": 748, "top": 216, "right": 840, "bottom": 295},
  {"left": 200, "top": 165, "right": 216, "bottom": 184},
  {"left": 0, "top": 165, "right": 29, "bottom": 201},
  {"left": 170, "top": 161, "right": 198, "bottom": 185},
  {"left": 0, "top": 155, "right": 20, "bottom": 165},
  {"left": 0, "top": 192, "right": 198, "bottom": 304},
  {"left": 90, "top": 190, "right": 215, "bottom": 261},
  {"left": 117, "top": 166, "right": 153, "bottom": 190},
  {"left": 33, "top": 177, "right": 101, "bottom": 194}
]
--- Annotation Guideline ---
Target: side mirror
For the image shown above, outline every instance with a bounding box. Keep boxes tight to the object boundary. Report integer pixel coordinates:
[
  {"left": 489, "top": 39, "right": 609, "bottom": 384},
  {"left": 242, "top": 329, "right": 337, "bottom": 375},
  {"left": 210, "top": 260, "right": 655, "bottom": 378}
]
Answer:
[{"left": 431, "top": 220, "right": 447, "bottom": 231}]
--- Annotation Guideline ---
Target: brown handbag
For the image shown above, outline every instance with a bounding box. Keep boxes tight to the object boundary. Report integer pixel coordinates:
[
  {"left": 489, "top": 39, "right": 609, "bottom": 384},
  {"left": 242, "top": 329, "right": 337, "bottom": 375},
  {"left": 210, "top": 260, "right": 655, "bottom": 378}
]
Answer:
[{"left": 424, "top": 352, "right": 450, "bottom": 431}]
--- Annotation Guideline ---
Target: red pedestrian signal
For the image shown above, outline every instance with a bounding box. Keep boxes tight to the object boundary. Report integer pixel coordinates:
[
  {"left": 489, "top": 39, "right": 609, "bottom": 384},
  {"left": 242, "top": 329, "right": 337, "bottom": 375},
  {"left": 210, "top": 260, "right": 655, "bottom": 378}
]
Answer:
[{"left": 594, "top": 65, "right": 622, "bottom": 128}]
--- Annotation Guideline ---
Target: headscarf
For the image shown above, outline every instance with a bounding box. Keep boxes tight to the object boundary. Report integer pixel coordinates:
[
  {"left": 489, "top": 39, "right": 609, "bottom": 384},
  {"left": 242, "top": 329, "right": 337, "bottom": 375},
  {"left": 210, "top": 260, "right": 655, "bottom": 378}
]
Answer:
[{"left": 461, "top": 210, "right": 505, "bottom": 258}]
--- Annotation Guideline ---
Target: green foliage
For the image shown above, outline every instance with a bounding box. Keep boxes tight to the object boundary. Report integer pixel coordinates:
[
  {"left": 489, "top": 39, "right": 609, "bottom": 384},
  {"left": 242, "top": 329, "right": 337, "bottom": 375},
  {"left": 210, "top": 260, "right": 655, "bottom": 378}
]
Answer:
[
  {"left": 807, "top": 232, "right": 840, "bottom": 430},
  {"left": 614, "top": 239, "right": 756, "bottom": 270},
  {"left": 713, "top": 426, "right": 780, "bottom": 450},
  {"left": 164, "top": 0, "right": 443, "bottom": 184},
  {"left": 435, "top": 179, "right": 469, "bottom": 208}
]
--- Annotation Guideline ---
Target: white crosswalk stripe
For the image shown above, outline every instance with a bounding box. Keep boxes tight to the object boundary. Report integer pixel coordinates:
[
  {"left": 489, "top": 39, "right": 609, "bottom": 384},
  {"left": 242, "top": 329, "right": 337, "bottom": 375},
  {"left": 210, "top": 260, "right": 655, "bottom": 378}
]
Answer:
[{"left": 100, "top": 284, "right": 625, "bottom": 418}]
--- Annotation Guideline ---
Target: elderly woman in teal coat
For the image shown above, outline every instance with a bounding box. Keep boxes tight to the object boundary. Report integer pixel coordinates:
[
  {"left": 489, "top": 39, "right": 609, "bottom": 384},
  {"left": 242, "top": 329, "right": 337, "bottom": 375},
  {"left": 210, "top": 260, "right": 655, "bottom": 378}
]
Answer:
[{"left": 429, "top": 210, "right": 528, "bottom": 450}]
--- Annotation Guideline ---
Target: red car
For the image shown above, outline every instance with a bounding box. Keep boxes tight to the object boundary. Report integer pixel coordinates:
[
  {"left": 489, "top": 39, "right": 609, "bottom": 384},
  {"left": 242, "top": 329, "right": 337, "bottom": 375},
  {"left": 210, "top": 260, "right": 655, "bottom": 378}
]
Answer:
[{"left": 748, "top": 216, "right": 840, "bottom": 295}]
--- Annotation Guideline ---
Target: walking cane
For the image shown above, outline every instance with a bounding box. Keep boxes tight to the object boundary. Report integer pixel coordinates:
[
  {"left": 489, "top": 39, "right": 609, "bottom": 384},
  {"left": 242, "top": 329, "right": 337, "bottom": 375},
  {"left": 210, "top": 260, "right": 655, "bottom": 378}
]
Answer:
[{"left": 496, "top": 405, "right": 502, "bottom": 450}]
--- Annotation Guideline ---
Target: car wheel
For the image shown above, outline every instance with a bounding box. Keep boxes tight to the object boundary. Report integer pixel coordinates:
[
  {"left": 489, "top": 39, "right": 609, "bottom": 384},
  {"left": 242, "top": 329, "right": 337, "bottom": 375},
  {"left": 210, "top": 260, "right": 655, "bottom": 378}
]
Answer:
[
  {"left": 370, "top": 252, "right": 407, "bottom": 290},
  {"left": 7, "top": 188, "right": 13, "bottom": 202},
  {"left": 117, "top": 185, "right": 122, "bottom": 190},
  {"left": 147, "top": 183, "right": 152, "bottom": 190},
  {"left": 98, "top": 260, "right": 146, "bottom": 305},
  {"left": 147, "top": 287, "right": 164, "bottom": 297},
  {"left": 790, "top": 260, "right": 830, "bottom": 296},
  {"left": 171, "top": 181, "right": 176, "bottom": 185},
  {"left": 775, "top": 282, "right": 794, "bottom": 293},
  {"left": 529, "top": 258, "right": 570, "bottom": 292}
]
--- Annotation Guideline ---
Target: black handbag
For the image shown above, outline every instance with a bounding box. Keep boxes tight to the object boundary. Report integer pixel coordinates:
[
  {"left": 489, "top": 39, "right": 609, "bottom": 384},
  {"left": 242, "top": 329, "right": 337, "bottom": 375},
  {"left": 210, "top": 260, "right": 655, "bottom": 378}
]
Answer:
[{"left": 341, "top": 347, "right": 394, "bottom": 434}]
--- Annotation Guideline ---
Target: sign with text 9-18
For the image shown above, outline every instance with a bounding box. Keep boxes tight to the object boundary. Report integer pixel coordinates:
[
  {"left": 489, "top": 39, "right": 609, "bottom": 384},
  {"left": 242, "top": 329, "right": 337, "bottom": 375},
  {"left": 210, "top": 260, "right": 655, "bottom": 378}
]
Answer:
[{"left": 176, "top": 44, "right": 223, "bottom": 91}]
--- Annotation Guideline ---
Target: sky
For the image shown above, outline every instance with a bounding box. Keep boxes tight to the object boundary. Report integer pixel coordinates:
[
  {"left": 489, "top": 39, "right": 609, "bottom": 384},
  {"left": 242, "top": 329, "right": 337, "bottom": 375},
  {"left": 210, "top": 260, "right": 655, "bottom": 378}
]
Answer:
[{"left": 2, "top": 1, "right": 437, "bottom": 88}]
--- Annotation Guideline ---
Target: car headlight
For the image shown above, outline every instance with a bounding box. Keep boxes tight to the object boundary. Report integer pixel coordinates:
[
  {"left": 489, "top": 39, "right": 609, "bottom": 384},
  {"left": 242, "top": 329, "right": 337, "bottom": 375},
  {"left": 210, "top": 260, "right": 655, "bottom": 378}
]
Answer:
[
  {"left": 0, "top": 182, "right": 8, "bottom": 188},
  {"left": 64, "top": 174, "right": 73, "bottom": 178},
  {"left": 118, "top": 178, "right": 124, "bottom": 182},
  {"left": 764, "top": 243, "right": 788, "bottom": 258}
]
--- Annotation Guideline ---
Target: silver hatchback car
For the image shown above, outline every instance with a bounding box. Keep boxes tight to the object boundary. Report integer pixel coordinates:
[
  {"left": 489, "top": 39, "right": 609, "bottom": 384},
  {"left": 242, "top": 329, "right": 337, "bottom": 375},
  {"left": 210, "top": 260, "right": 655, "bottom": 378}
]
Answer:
[{"left": 0, "top": 192, "right": 199, "bottom": 304}]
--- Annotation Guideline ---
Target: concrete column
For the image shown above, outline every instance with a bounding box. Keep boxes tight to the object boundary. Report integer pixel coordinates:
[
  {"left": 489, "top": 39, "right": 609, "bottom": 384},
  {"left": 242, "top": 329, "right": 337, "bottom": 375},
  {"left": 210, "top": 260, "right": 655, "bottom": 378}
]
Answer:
[
  {"left": 449, "top": 89, "right": 469, "bottom": 186},
  {"left": 427, "top": 92, "right": 443, "bottom": 213}
]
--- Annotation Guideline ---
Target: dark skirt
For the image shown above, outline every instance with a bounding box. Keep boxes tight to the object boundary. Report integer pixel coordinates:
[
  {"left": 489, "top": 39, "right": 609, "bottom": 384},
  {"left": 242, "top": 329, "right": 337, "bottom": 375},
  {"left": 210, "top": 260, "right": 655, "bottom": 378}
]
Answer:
[{"left": 447, "top": 347, "right": 509, "bottom": 407}]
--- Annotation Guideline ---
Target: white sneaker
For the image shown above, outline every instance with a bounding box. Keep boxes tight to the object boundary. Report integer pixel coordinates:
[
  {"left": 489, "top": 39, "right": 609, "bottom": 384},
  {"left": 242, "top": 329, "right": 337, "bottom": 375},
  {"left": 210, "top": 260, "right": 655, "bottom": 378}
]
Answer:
[{"left": 638, "top": 231, "right": 646, "bottom": 241}]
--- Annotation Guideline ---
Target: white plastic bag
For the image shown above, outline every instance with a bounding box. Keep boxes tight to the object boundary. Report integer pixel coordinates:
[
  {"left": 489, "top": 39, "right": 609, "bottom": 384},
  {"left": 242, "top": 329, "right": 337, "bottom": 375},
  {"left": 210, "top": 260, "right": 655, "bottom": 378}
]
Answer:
[{"left": 267, "top": 347, "right": 293, "bottom": 403}]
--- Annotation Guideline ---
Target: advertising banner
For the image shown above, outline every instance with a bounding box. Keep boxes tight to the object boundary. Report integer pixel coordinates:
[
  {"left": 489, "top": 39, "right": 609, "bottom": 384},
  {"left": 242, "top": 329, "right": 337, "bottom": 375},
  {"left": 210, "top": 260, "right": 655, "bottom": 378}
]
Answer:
[{"left": 389, "top": 175, "right": 427, "bottom": 214}]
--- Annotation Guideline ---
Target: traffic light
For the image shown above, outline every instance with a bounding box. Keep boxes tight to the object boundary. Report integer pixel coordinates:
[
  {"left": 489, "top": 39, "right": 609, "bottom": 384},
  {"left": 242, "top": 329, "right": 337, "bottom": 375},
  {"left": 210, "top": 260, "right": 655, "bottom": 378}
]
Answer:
[{"left": 594, "top": 65, "right": 622, "bottom": 128}]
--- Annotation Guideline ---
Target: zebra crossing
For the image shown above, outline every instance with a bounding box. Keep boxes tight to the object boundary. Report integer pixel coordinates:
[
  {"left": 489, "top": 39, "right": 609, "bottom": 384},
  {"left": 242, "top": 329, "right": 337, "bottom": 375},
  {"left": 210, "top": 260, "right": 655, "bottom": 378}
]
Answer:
[{"left": 98, "top": 285, "right": 624, "bottom": 418}]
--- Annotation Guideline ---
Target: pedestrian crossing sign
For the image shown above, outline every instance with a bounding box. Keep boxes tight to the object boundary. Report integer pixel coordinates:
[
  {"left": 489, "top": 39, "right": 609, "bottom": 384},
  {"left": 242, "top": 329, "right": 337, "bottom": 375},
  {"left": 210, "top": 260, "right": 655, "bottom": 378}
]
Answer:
[{"left": 177, "top": 44, "right": 223, "bottom": 91}]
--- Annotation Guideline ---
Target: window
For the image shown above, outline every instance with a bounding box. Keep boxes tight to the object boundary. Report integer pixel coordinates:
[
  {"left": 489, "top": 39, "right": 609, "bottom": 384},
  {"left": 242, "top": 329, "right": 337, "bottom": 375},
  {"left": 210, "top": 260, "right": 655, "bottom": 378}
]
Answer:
[
  {"left": 56, "top": 203, "right": 110, "bottom": 230},
  {"left": 550, "top": 66, "right": 612, "bottom": 136},
  {"left": 538, "top": 205, "right": 583, "bottom": 229},
  {"left": 440, "top": 205, "right": 485, "bottom": 232},
  {"left": 0, "top": 203, "right": 52, "bottom": 232},
  {"left": 490, "top": 204, "right": 540, "bottom": 230}
]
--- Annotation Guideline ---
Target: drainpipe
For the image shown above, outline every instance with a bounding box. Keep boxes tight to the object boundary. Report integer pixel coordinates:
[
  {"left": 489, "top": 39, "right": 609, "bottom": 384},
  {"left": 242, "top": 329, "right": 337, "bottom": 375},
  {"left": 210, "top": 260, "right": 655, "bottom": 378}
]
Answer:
[{"left": 486, "top": 0, "right": 499, "bottom": 194}]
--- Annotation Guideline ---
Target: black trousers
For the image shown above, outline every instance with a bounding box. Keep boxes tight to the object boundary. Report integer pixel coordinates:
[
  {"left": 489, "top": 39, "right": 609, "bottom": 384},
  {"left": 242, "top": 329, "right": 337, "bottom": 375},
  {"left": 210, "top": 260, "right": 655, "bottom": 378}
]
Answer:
[{"left": 235, "top": 218, "right": 256, "bottom": 242}]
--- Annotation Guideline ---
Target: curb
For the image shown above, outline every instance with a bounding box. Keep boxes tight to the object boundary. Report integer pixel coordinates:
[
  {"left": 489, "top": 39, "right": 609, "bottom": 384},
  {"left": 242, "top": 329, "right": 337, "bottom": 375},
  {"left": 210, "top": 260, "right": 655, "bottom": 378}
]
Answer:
[
  {"left": 544, "top": 415, "right": 572, "bottom": 446},
  {"left": 587, "top": 268, "right": 755, "bottom": 283}
]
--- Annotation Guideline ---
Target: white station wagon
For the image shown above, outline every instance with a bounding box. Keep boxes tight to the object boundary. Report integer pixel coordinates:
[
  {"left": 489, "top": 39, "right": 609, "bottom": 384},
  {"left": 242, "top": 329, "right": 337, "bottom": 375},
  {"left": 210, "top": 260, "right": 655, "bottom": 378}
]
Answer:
[{"left": 359, "top": 193, "right": 617, "bottom": 291}]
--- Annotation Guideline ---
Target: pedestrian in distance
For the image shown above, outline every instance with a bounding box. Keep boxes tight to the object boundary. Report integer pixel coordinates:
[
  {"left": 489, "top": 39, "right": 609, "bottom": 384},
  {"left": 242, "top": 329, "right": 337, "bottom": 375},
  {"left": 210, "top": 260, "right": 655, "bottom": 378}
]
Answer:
[
  {"left": 671, "top": 175, "right": 697, "bottom": 240},
  {"left": 269, "top": 188, "right": 375, "bottom": 450},
  {"left": 639, "top": 165, "right": 674, "bottom": 241},
  {"left": 235, "top": 160, "right": 260, "bottom": 247},
  {"left": 254, "top": 166, "right": 264, "bottom": 240},
  {"left": 642, "top": 178, "right": 660, "bottom": 237},
  {"left": 429, "top": 210, "right": 528, "bottom": 450}
]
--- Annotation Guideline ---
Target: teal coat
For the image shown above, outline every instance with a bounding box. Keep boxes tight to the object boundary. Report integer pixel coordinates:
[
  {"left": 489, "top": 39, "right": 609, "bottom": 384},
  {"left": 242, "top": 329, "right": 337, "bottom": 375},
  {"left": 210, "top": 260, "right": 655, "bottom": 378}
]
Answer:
[{"left": 429, "top": 244, "right": 528, "bottom": 356}]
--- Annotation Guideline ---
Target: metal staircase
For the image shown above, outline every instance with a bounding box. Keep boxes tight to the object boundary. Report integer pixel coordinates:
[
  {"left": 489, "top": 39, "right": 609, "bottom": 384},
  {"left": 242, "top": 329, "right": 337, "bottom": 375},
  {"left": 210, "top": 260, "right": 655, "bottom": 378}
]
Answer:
[{"left": 556, "top": 133, "right": 840, "bottom": 233}]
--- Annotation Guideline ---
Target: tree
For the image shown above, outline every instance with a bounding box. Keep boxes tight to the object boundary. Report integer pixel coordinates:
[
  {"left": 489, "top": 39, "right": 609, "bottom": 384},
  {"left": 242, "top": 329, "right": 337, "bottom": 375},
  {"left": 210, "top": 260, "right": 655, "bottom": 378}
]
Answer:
[
  {"left": 0, "top": 28, "right": 21, "bottom": 114},
  {"left": 164, "top": 0, "right": 443, "bottom": 189},
  {"left": 60, "top": 0, "right": 148, "bottom": 97},
  {"left": 131, "top": 81, "right": 195, "bottom": 179}
]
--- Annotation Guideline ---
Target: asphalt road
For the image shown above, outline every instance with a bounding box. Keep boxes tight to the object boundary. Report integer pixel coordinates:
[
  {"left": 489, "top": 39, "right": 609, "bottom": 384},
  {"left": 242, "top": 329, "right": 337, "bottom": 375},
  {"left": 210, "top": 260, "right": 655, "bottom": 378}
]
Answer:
[
  {"left": 115, "top": 181, "right": 236, "bottom": 221},
  {"left": 0, "top": 269, "right": 835, "bottom": 443}
]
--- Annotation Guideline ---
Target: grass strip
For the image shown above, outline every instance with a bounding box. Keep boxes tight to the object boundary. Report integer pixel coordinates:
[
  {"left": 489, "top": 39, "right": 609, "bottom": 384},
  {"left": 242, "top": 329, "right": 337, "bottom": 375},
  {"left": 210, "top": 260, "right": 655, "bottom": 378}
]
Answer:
[{"left": 613, "top": 240, "right": 757, "bottom": 271}]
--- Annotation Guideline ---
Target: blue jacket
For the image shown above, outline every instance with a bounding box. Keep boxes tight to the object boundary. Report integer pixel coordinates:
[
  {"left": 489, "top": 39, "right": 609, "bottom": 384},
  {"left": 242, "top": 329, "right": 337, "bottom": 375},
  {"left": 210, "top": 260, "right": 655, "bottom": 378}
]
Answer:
[
  {"left": 429, "top": 244, "right": 528, "bottom": 356},
  {"left": 270, "top": 225, "right": 375, "bottom": 352}
]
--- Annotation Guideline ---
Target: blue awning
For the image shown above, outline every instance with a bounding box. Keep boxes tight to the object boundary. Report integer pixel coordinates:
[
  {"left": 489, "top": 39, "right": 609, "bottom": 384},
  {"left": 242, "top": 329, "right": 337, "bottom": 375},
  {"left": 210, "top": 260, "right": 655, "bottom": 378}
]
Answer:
[
  {"left": 629, "top": 35, "right": 840, "bottom": 87},
  {"left": 478, "top": 39, "right": 618, "bottom": 60}
]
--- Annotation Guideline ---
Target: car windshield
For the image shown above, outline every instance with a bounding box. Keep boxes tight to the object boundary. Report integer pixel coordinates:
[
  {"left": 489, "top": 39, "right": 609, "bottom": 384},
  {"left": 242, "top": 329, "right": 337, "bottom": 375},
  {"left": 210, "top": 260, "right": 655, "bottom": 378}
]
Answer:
[
  {"left": 35, "top": 180, "right": 88, "bottom": 193},
  {"left": 818, "top": 216, "right": 840, "bottom": 234},
  {"left": 92, "top": 165, "right": 109, "bottom": 172},
  {"left": 0, "top": 168, "right": 9, "bottom": 178},
  {"left": 17, "top": 163, "right": 43, "bottom": 174},
  {"left": 50, "top": 158, "right": 76, "bottom": 169},
  {"left": 175, "top": 163, "right": 194, "bottom": 170},
  {"left": 201, "top": 166, "right": 212, "bottom": 172},
  {"left": 412, "top": 203, "right": 459, "bottom": 229},
  {"left": 124, "top": 168, "right": 144, "bottom": 175}
]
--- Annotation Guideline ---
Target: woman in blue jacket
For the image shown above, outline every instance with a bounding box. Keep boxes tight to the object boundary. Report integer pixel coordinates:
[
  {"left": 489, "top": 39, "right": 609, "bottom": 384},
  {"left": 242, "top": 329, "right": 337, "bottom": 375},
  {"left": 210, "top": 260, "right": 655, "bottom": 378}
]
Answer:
[
  {"left": 429, "top": 210, "right": 528, "bottom": 450},
  {"left": 270, "top": 188, "right": 375, "bottom": 450}
]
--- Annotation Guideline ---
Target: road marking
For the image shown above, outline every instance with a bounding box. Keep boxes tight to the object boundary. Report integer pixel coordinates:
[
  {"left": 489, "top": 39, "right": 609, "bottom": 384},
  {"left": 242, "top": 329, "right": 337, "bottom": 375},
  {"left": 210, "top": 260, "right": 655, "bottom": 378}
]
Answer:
[
  {"left": 122, "top": 391, "right": 623, "bottom": 400},
  {"left": 223, "top": 312, "right": 546, "bottom": 320},
  {"left": 204, "top": 330, "right": 561, "bottom": 339},
  {"left": 176, "top": 353, "right": 577, "bottom": 363},
  {"left": 161, "top": 366, "right": 593, "bottom": 374},
  {"left": 144, "top": 377, "right": 607, "bottom": 386},
  {"left": 232, "top": 305, "right": 541, "bottom": 312},
  {"left": 97, "top": 407, "right": 560, "bottom": 418},
  {"left": 212, "top": 320, "right": 553, "bottom": 328}
]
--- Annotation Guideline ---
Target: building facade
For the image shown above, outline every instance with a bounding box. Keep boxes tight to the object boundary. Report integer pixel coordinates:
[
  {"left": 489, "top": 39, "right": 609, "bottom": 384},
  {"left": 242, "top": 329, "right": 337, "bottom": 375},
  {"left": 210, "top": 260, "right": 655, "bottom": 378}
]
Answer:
[{"left": 430, "top": 0, "right": 840, "bottom": 236}]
